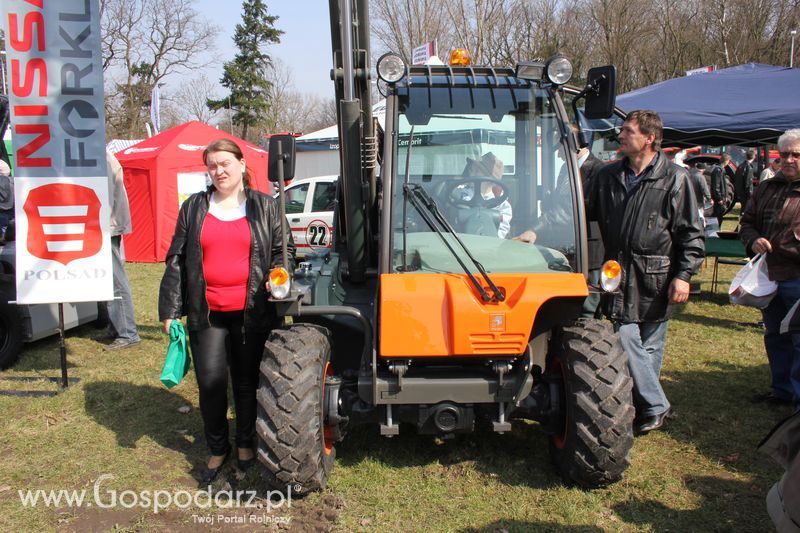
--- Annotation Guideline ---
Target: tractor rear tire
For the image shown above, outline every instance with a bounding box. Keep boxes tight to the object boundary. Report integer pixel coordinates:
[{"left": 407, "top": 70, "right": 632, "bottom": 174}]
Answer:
[
  {"left": 256, "top": 324, "right": 335, "bottom": 495},
  {"left": 548, "top": 319, "right": 634, "bottom": 488}
]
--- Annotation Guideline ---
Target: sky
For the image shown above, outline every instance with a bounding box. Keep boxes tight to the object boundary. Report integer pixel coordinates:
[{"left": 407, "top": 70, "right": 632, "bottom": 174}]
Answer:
[{"left": 184, "top": 0, "right": 336, "bottom": 100}]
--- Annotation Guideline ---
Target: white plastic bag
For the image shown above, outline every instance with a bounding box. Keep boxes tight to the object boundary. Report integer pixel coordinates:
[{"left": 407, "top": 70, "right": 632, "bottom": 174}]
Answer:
[{"left": 729, "top": 253, "right": 777, "bottom": 308}]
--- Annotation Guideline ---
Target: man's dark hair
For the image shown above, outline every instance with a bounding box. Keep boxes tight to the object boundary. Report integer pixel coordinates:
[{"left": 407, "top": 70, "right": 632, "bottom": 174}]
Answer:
[
  {"left": 695, "top": 162, "right": 706, "bottom": 170},
  {"left": 746, "top": 149, "right": 756, "bottom": 160},
  {"left": 626, "top": 110, "right": 663, "bottom": 151}
]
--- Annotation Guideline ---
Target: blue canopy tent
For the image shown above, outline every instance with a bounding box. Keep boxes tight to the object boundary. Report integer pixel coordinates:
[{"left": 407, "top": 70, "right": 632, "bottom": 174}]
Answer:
[{"left": 616, "top": 63, "right": 800, "bottom": 147}]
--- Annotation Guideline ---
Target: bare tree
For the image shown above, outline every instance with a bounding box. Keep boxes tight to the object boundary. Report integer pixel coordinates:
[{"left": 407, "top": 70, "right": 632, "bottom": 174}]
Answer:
[
  {"left": 173, "top": 75, "right": 221, "bottom": 124},
  {"left": 260, "top": 59, "right": 342, "bottom": 135},
  {"left": 101, "top": 0, "right": 219, "bottom": 137},
  {"left": 367, "top": 0, "right": 799, "bottom": 98},
  {"left": 445, "top": 0, "right": 511, "bottom": 64},
  {"left": 371, "top": 0, "right": 456, "bottom": 61}
]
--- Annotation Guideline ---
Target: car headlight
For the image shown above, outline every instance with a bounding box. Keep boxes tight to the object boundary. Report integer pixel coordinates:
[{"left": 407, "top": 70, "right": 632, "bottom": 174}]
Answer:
[
  {"left": 268, "top": 267, "right": 292, "bottom": 299},
  {"left": 545, "top": 55, "right": 573, "bottom": 85},
  {"left": 600, "top": 260, "right": 622, "bottom": 292},
  {"left": 377, "top": 53, "right": 407, "bottom": 84}
]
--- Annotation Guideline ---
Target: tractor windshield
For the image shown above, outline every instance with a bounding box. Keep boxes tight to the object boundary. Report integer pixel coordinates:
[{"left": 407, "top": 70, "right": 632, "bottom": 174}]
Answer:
[{"left": 392, "top": 85, "right": 580, "bottom": 274}]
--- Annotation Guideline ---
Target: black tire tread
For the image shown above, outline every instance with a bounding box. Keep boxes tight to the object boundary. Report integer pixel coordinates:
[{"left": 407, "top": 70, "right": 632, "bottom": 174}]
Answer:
[
  {"left": 256, "top": 324, "right": 334, "bottom": 494},
  {"left": 551, "top": 318, "right": 635, "bottom": 488}
]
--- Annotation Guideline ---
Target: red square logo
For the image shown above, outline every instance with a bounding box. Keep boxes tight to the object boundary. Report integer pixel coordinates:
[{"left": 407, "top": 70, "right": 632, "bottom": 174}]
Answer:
[{"left": 23, "top": 183, "right": 103, "bottom": 266}]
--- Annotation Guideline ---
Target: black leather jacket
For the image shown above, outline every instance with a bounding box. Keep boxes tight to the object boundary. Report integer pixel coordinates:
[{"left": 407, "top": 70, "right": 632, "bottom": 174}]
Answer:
[
  {"left": 158, "top": 188, "right": 295, "bottom": 331},
  {"left": 588, "top": 153, "right": 705, "bottom": 322}
]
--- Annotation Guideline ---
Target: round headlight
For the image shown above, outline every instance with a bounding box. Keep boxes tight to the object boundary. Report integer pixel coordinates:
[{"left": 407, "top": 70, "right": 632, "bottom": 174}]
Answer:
[
  {"left": 377, "top": 53, "right": 407, "bottom": 84},
  {"left": 545, "top": 55, "right": 573, "bottom": 85},
  {"left": 600, "top": 260, "right": 622, "bottom": 293}
]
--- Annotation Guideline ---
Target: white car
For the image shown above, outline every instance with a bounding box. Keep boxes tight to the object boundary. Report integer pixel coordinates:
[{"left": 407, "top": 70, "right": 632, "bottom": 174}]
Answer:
[{"left": 281, "top": 175, "right": 337, "bottom": 258}]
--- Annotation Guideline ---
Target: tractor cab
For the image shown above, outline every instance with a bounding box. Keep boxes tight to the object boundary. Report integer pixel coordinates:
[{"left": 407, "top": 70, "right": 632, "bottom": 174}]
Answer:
[{"left": 387, "top": 66, "right": 585, "bottom": 277}]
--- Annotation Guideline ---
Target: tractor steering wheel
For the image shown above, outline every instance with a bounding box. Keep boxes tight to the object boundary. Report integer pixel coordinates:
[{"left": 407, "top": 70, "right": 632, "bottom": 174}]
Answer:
[{"left": 442, "top": 177, "right": 509, "bottom": 209}]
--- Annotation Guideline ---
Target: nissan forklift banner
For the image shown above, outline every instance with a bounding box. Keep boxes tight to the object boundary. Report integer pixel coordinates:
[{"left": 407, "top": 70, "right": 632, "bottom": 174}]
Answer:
[{"left": 2, "top": 0, "right": 112, "bottom": 304}]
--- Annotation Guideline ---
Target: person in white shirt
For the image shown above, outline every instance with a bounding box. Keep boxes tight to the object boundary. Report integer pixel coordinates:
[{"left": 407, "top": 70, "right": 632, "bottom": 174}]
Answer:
[{"left": 759, "top": 158, "right": 781, "bottom": 182}]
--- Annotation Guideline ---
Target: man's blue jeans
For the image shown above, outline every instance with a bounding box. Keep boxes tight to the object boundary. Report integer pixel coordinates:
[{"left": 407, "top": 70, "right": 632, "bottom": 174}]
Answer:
[
  {"left": 761, "top": 278, "right": 800, "bottom": 407},
  {"left": 615, "top": 321, "right": 670, "bottom": 418},
  {"left": 108, "top": 236, "right": 140, "bottom": 342}
]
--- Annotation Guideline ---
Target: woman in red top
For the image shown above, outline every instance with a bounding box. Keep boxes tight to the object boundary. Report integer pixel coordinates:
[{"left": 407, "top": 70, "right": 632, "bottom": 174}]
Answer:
[{"left": 158, "top": 138, "right": 294, "bottom": 484}]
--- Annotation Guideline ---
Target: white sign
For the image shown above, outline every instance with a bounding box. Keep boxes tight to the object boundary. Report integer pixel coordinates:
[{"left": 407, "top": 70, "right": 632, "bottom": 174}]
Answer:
[
  {"left": 412, "top": 41, "right": 437, "bottom": 65},
  {"left": 14, "top": 177, "right": 111, "bottom": 303},
  {"left": 177, "top": 172, "right": 209, "bottom": 207},
  {"left": 686, "top": 65, "right": 715, "bottom": 76},
  {"left": 3, "top": 0, "right": 112, "bottom": 304}
]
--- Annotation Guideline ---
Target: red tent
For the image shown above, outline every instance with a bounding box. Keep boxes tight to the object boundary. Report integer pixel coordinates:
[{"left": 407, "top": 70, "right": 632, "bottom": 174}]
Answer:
[{"left": 115, "top": 121, "right": 271, "bottom": 262}]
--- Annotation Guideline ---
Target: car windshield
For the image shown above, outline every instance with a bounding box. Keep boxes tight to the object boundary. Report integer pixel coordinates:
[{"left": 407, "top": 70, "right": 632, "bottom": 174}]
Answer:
[{"left": 391, "top": 86, "right": 579, "bottom": 274}]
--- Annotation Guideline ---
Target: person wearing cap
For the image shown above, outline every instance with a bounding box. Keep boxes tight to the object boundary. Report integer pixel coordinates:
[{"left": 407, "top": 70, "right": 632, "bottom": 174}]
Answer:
[{"left": 460, "top": 152, "right": 512, "bottom": 239}]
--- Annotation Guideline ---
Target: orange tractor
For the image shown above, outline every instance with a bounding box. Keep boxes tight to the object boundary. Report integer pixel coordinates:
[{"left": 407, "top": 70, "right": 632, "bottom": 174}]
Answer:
[{"left": 259, "top": 0, "right": 634, "bottom": 492}]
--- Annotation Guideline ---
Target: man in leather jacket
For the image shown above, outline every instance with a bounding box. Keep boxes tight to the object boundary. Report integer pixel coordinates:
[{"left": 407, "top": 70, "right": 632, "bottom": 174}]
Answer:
[
  {"left": 709, "top": 154, "right": 734, "bottom": 226},
  {"left": 735, "top": 149, "right": 756, "bottom": 213},
  {"left": 588, "top": 110, "right": 705, "bottom": 435}
]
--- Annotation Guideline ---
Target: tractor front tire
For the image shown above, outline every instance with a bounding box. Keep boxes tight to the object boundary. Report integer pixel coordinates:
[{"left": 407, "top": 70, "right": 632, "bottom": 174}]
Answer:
[
  {"left": 256, "top": 324, "right": 335, "bottom": 495},
  {"left": 548, "top": 319, "right": 634, "bottom": 488}
]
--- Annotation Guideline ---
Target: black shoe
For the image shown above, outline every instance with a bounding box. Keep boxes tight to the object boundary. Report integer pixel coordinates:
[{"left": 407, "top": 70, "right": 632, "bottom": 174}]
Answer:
[
  {"left": 751, "top": 390, "right": 792, "bottom": 405},
  {"left": 635, "top": 408, "right": 671, "bottom": 435},
  {"left": 104, "top": 338, "right": 141, "bottom": 351},
  {"left": 237, "top": 447, "right": 256, "bottom": 471},
  {"left": 237, "top": 457, "right": 256, "bottom": 471},
  {"left": 201, "top": 450, "right": 230, "bottom": 484}
]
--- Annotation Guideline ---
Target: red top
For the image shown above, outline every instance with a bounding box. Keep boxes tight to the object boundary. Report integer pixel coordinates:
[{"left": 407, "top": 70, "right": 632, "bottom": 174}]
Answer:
[{"left": 201, "top": 214, "right": 251, "bottom": 312}]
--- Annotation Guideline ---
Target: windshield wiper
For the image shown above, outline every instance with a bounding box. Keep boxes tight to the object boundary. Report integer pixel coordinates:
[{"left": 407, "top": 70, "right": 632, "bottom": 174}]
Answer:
[{"left": 403, "top": 183, "right": 504, "bottom": 302}]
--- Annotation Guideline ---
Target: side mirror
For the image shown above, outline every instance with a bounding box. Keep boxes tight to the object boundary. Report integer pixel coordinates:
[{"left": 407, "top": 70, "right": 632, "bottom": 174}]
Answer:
[
  {"left": 583, "top": 65, "right": 617, "bottom": 120},
  {"left": 268, "top": 134, "right": 296, "bottom": 183}
]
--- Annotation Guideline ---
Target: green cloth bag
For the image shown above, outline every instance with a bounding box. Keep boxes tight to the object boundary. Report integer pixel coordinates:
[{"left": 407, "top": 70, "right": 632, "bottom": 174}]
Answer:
[{"left": 160, "top": 320, "right": 191, "bottom": 389}]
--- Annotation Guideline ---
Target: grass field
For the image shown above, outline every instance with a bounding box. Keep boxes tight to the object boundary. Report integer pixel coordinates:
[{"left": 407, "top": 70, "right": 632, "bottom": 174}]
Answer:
[{"left": 0, "top": 217, "right": 792, "bottom": 532}]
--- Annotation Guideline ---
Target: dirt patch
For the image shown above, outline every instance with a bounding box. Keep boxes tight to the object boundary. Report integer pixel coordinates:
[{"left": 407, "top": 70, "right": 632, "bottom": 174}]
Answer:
[
  {"left": 55, "top": 506, "right": 142, "bottom": 532},
  {"left": 283, "top": 493, "right": 342, "bottom": 532}
]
